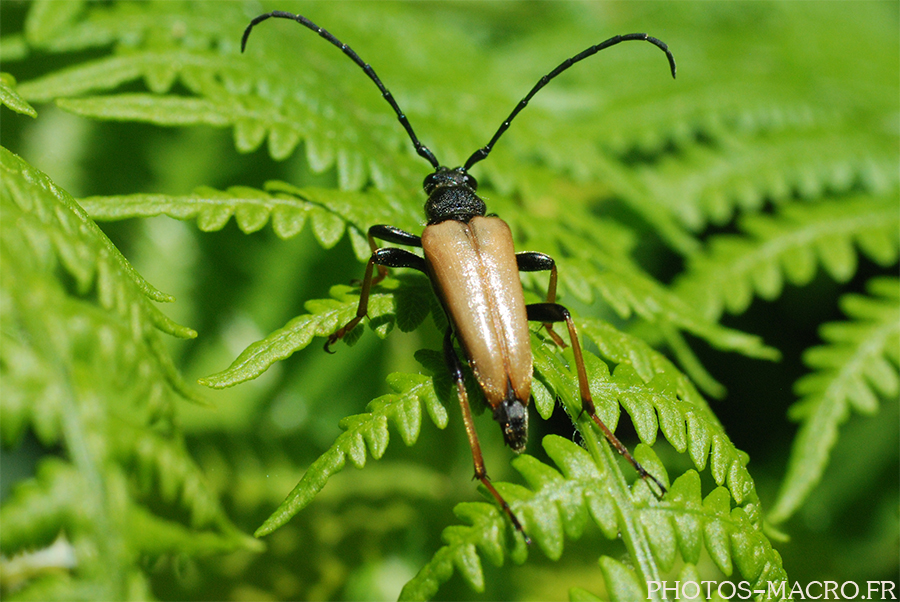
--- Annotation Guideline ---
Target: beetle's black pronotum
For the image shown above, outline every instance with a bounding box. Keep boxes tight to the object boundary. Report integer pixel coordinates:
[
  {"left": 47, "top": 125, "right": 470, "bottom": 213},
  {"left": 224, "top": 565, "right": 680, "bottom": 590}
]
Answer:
[{"left": 242, "top": 11, "right": 676, "bottom": 543}]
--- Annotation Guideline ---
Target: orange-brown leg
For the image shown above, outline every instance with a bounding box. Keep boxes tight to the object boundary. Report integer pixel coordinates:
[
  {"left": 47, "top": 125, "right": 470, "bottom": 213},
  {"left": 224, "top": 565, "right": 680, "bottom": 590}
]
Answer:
[
  {"left": 526, "top": 303, "right": 667, "bottom": 497},
  {"left": 442, "top": 327, "right": 532, "bottom": 544},
  {"left": 325, "top": 244, "right": 425, "bottom": 352}
]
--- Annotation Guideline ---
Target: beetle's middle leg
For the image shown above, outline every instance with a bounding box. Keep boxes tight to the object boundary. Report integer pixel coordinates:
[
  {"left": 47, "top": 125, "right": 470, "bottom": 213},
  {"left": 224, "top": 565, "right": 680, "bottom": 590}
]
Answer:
[
  {"left": 526, "top": 302, "right": 667, "bottom": 497},
  {"left": 442, "top": 327, "right": 531, "bottom": 544},
  {"left": 516, "top": 252, "right": 566, "bottom": 347},
  {"left": 325, "top": 243, "right": 425, "bottom": 352}
]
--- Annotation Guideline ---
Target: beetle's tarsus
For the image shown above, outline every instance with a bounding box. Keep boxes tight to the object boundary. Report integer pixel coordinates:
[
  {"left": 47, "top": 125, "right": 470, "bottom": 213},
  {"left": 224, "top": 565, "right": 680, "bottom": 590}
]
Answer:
[
  {"left": 647, "top": 474, "right": 668, "bottom": 499},
  {"left": 479, "top": 474, "right": 531, "bottom": 545},
  {"left": 324, "top": 320, "right": 357, "bottom": 353},
  {"left": 586, "top": 410, "right": 668, "bottom": 499}
]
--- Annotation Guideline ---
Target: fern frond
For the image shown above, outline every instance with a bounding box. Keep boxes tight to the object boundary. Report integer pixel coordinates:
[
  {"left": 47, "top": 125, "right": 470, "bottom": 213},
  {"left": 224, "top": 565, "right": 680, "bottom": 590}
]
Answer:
[
  {"left": 80, "top": 181, "right": 421, "bottom": 260},
  {"left": 0, "top": 147, "right": 197, "bottom": 413},
  {"left": 0, "top": 146, "right": 198, "bottom": 423},
  {"left": 0, "top": 458, "right": 256, "bottom": 599},
  {"left": 254, "top": 370, "right": 448, "bottom": 537},
  {"left": 537, "top": 319, "right": 762, "bottom": 508},
  {"left": 637, "top": 116, "right": 899, "bottom": 232},
  {"left": 769, "top": 277, "right": 900, "bottom": 523},
  {"left": 578, "top": 255, "right": 777, "bottom": 360},
  {"left": 0, "top": 149, "right": 252, "bottom": 598},
  {"left": 409, "top": 314, "right": 780, "bottom": 597},
  {"left": 400, "top": 437, "right": 788, "bottom": 600},
  {"left": 1, "top": 147, "right": 194, "bottom": 331},
  {"left": 676, "top": 194, "right": 900, "bottom": 321},
  {"left": 0, "top": 274, "right": 251, "bottom": 595},
  {"left": 22, "top": 0, "right": 86, "bottom": 48},
  {"left": 19, "top": 0, "right": 241, "bottom": 55},
  {"left": 0, "top": 34, "right": 28, "bottom": 62},
  {"left": 596, "top": 557, "right": 645, "bottom": 602},
  {"left": 237, "top": 300, "right": 778, "bottom": 595},
  {"left": 58, "top": 93, "right": 235, "bottom": 126},
  {"left": 199, "top": 275, "right": 435, "bottom": 388},
  {"left": 13, "top": 1, "right": 429, "bottom": 190},
  {"left": 0, "top": 72, "right": 36, "bottom": 117}
]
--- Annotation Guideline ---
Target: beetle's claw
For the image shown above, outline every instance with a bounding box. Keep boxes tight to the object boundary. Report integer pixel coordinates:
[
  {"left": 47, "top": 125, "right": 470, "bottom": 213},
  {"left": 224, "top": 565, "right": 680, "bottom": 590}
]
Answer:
[
  {"left": 646, "top": 473, "right": 668, "bottom": 499},
  {"left": 324, "top": 330, "right": 343, "bottom": 353}
]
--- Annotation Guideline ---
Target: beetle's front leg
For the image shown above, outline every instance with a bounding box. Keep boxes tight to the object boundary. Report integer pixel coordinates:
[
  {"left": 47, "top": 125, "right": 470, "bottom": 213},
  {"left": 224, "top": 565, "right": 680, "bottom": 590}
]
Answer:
[
  {"left": 526, "top": 302, "right": 668, "bottom": 498},
  {"left": 516, "top": 252, "right": 566, "bottom": 347},
  {"left": 325, "top": 246, "right": 425, "bottom": 352},
  {"left": 367, "top": 225, "right": 423, "bottom": 285}
]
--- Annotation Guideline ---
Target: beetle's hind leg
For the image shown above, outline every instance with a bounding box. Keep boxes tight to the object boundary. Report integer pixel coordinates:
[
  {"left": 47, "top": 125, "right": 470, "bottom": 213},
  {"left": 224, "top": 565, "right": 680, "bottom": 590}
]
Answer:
[
  {"left": 442, "top": 327, "right": 532, "bottom": 544},
  {"left": 325, "top": 245, "right": 425, "bottom": 352},
  {"left": 516, "top": 252, "right": 566, "bottom": 347},
  {"left": 526, "top": 303, "right": 668, "bottom": 498}
]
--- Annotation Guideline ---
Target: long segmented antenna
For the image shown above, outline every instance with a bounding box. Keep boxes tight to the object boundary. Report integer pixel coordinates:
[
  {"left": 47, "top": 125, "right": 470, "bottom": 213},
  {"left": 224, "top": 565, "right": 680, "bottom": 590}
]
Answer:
[
  {"left": 243, "top": 13, "right": 676, "bottom": 174},
  {"left": 241, "top": 11, "right": 441, "bottom": 169},
  {"left": 464, "top": 33, "right": 676, "bottom": 171}
]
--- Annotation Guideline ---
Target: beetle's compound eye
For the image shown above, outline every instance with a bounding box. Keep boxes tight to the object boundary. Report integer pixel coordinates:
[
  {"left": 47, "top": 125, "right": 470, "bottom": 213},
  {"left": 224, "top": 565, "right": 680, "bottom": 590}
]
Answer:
[
  {"left": 423, "top": 172, "right": 438, "bottom": 194},
  {"left": 493, "top": 398, "right": 528, "bottom": 454},
  {"left": 465, "top": 173, "right": 478, "bottom": 191}
]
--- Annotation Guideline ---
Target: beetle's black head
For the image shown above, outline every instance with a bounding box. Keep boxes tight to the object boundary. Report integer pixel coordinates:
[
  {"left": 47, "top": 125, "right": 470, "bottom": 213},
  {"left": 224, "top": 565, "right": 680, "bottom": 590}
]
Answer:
[
  {"left": 423, "top": 166, "right": 486, "bottom": 224},
  {"left": 493, "top": 397, "right": 529, "bottom": 454}
]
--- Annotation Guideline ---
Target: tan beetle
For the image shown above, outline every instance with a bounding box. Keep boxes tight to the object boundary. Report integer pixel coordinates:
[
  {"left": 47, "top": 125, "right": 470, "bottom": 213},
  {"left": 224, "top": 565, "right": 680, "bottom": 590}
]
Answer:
[{"left": 242, "top": 11, "right": 676, "bottom": 543}]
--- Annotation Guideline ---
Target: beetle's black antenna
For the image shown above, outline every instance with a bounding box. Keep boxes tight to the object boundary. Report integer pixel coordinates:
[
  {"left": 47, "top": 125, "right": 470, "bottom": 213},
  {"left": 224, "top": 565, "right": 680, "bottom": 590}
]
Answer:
[
  {"left": 242, "top": 11, "right": 441, "bottom": 169},
  {"left": 464, "top": 33, "right": 676, "bottom": 171}
]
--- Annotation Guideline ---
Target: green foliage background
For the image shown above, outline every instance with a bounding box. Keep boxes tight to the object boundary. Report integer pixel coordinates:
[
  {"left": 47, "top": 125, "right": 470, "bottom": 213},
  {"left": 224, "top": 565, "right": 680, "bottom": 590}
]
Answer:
[{"left": 1, "top": 1, "right": 898, "bottom": 600}]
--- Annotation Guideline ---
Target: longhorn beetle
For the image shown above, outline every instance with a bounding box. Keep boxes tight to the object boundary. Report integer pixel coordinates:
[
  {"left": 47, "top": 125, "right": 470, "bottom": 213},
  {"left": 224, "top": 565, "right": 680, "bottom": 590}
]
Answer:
[{"left": 242, "top": 11, "right": 676, "bottom": 543}]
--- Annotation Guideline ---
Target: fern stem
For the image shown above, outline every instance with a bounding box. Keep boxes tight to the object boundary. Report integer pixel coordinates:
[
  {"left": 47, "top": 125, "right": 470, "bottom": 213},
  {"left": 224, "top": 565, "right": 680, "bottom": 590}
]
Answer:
[{"left": 575, "top": 413, "right": 664, "bottom": 599}]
